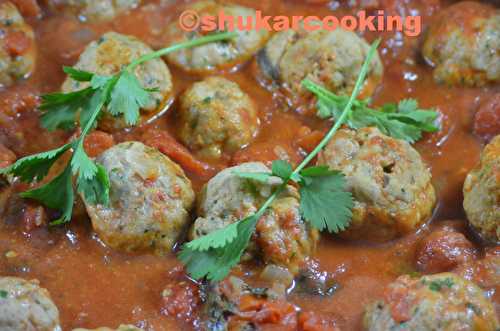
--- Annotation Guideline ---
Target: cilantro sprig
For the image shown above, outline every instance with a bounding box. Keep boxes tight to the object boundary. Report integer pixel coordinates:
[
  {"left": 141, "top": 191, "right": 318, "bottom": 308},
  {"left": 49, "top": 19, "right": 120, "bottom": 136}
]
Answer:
[
  {"left": 178, "top": 39, "right": 383, "bottom": 281},
  {"left": 0, "top": 32, "right": 237, "bottom": 225},
  {"left": 304, "top": 80, "right": 440, "bottom": 143}
]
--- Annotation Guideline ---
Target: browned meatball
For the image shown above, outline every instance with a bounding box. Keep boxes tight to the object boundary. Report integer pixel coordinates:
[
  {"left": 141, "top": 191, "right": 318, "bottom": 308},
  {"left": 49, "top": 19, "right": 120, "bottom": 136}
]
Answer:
[
  {"left": 318, "top": 127, "right": 436, "bottom": 242},
  {"left": 81, "top": 142, "right": 195, "bottom": 255},
  {"left": 422, "top": 2, "right": 500, "bottom": 86},
  {"left": 257, "top": 26, "right": 383, "bottom": 105},
  {"left": 415, "top": 224, "right": 477, "bottom": 273},
  {"left": 164, "top": 1, "right": 269, "bottom": 73},
  {"left": 190, "top": 162, "right": 318, "bottom": 275},
  {"left": 178, "top": 77, "right": 259, "bottom": 159}
]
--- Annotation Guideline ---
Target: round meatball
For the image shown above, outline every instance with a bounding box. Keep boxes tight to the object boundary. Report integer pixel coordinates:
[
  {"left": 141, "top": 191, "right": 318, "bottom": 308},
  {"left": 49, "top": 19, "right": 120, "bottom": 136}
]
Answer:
[
  {"left": 463, "top": 135, "right": 500, "bottom": 244},
  {"left": 163, "top": 1, "right": 269, "bottom": 72},
  {"left": 62, "top": 32, "right": 173, "bottom": 132},
  {"left": 0, "top": 277, "right": 61, "bottom": 331},
  {"left": 422, "top": 2, "right": 500, "bottom": 86},
  {"left": 257, "top": 27, "right": 383, "bottom": 103},
  {"left": 318, "top": 127, "right": 436, "bottom": 242},
  {"left": 81, "top": 141, "right": 195, "bottom": 255},
  {"left": 363, "top": 273, "right": 499, "bottom": 331},
  {"left": 0, "top": 1, "right": 35, "bottom": 87},
  {"left": 415, "top": 224, "right": 477, "bottom": 274},
  {"left": 49, "top": 0, "right": 140, "bottom": 22},
  {"left": 73, "top": 326, "right": 142, "bottom": 331},
  {"left": 178, "top": 77, "right": 259, "bottom": 159},
  {"left": 190, "top": 162, "right": 319, "bottom": 275}
]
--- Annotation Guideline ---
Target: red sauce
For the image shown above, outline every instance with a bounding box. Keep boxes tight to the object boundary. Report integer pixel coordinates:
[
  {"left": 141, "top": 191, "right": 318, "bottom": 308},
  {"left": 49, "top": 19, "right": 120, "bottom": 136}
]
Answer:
[{"left": 0, "top": 0, "right": 498, "bottom": 330}]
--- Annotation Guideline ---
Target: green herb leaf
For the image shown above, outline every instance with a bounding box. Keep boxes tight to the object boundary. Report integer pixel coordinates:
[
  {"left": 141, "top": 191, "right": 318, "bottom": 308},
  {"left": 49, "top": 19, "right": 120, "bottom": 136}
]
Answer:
[
  {"left": 0, "top": 290, "right": 7, "bottom": 298},
  {"left": 20, "top": 165, "right": 75, "bottom": 225},
  {"left": 63, "top": 66, "right": 93, "bottom": 82},
  {"left": 271, "top": 160, "right": 293, "bottom": 180},
  {"left": 40, "top": 87, "right": 95, "bottom": 131},
  {"left": 299, "top": 169, "right": 353, "bottom": 233},
  {"left": 0, "top": 143, "right": 72, "bottom": 182},
  {"left": 178, "top": 216, "right": 258, "bottom": 281},
  {"left": 304, "top": 81, "right": 440, "bottom": 143},
  {"left": 232, "top": 171, "right": 272, "bottom": 183},
  {"left": 108, "top": 70, "right": 151, "bottom": 126}
]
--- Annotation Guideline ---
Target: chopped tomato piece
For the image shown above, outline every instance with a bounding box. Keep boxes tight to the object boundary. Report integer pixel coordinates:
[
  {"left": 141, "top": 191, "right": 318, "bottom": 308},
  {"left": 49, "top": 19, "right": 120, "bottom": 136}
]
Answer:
[
  {"left": 141, "top": 129, "right": 214, "bottom": 179},
  {"left": 83, "top": 131, "right": 115, "bottom": 158},
  {"left": 474, "top": 94, "right": 500, "bottom": 142}
]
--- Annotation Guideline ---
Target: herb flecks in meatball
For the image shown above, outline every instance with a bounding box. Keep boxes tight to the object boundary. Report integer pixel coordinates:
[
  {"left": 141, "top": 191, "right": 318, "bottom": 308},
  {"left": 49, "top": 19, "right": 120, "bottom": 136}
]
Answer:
[
  {"left": 0, "top": 277, "right": 61, "bottom": 331},
  {"left": 49, "top": 0, "right": 140, "bottom": 22},
  {"left": 81, "top": 141, "right": 195, "bottom": 255},
  {"left": 363, "top": 273, "right": 499, "bottom": 331},
  {"left": 164, "top": 1, "right": 269, "bottom": 72},
  {"left": 257, "top": 27, "right": 383, "bottom": 104},
  {"left": 0, "top": 1, "right": 35, "bottom": 88},
  {"left": 463, "top": 135, "right": 500, "bottom": 244},
  {"left": 318, "top": 127, "right": 436, "bottom": 242},
  {"left": 178, "top": 76, "right": 259, "bottom": 159},
  {"left": 422, "top": 2, "right": 500, "bottom": 86},
  {"left": 190, "top": 162, "right": 318, "bottom": 275},
  {"left": 62, "top": 32, "right": 173, "bottom": 131}
]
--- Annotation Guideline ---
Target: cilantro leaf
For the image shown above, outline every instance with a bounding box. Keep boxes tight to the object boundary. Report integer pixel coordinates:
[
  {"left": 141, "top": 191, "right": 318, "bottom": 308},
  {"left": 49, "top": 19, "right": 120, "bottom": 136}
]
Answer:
[
  {"left": 20, "top": 165, "right": 75, "bottom": 225},
  {"left": 232, "top": 171, "right": 272, "bottom": 183},
  {"left": 304, "top": 80, "right": 440, "bottom": 143},
  {"left": 0, "top": 143, "right": 72, "bottom": 182},
  {"left": 108, "top": 70, "right": 151, "bottom": 126},
  {"left": 40, "top": 87, "right": 95, "bottom": 131},
  {"left": 178, "top": 216, "right": 258, "bottom": 281},
  {"left": 299, "top": 169, "right": 353, "bottom": 233},
  {"left": 77, "top": 163, "right": 110, "bottom": 206},
  {"left": 63, "top": 66, "right": 93, "bottom": 82},
  {"left": 271, "top": 160, "right": 293, "bottom": 180}
]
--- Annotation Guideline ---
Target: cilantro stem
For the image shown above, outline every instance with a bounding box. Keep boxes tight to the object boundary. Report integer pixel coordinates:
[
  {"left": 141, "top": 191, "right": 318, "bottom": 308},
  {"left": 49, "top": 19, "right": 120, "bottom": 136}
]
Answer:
[
  {"left": 296, "top": 39, "right": 381, "bottom": 175},
  {"left": 126, "top": 31, "right": 238, "bottom": 71},
  {"left": 259, "top": 38, "right": 381, "bottom": 209}
]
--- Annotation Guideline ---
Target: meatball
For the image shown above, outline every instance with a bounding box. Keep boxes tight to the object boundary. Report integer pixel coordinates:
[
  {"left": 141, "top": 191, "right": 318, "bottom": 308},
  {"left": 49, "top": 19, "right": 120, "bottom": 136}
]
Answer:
[
  {"left": 257, "top": 27, "right": 383, "bottom": 103},
  {"left": 422, "top": 2, "right": 500, "bottom": 86},
  {"left": 190, "top": 162, "right": 318, "bottom": 275},
  {"left": 0, "top": 1, "right": 35, "bottom": 87},
  {"left": 363, "top": 273, "right": 499, "bottom": 331},
  {"left": 415, "top": 224, "right": 477, "bottom": 274},
  {"left": 178, "top": 77, "right": 259, "bottom": 159},
  {"left": 0, "top": 277, "right": 61, "bottom": 331},
  {"left": 317, "top": 127, "right": 436, "bottom": 242},
  {"left": 73, "top": 326, "right": 142, "bottom": 331},
  {"left": 81, "top": 141, "right": 195, "bottom": 255},
  {"left": 62, "top": 32, "right": 172, "bottom": 132},
  {"left": 463, "top": 135, "right": 500, "bottom": 244},
  {"left": 49, "top": 0, "right": 140, "bottom": 22},
  {"left": 163, "top": 1, "right": 269, "bottom": 72}
]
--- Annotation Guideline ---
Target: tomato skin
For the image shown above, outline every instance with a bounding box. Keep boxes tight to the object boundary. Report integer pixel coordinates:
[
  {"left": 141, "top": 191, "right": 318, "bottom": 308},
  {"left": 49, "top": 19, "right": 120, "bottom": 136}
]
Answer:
[{"left": 474, "top": 94, "right": 500, "bottom": 142}]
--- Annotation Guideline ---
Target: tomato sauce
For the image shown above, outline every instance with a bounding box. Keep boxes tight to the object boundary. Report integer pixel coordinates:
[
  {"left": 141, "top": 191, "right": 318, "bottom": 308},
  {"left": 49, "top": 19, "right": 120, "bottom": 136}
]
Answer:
[{"left": 0, "top": 0, "right": 498, "bottom": 330}]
